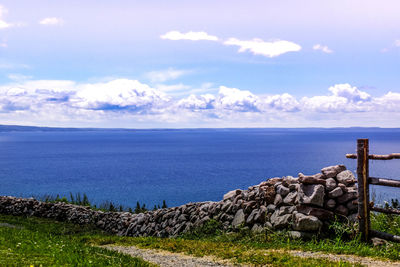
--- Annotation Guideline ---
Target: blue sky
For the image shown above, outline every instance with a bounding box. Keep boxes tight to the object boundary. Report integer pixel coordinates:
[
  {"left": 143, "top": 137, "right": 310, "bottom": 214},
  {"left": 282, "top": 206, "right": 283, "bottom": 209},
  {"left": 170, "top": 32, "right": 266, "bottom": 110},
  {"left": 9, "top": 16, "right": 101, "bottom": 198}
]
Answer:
[{"left": 0, "top": 0, "right": 399, "bottom": 128}]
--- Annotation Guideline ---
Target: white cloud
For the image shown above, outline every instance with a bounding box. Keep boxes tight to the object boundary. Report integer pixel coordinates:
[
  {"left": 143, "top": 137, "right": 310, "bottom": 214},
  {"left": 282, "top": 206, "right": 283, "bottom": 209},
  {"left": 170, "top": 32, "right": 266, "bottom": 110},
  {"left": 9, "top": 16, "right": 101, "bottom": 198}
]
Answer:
[
  {"left": 223, "top": 38, "right": 301, "bottom": 58},
  {"left": 145, "top": 68, "right": 189, "bottom": 83},
  {"left": 0, "top": 79, "right": 399, "bottom": 127},
  {"left": 71, "top": 79, "right": 170, "bottom": 111},
  {"left": 0, "top": 5, "right": 12, "bottom": 29},
  {"left": 177, "top": 94, "right": 215, "bottom": 110},
  {"left": 217, "top": 86, "right": 261, "bottom": 111},
  {"left": 328, "top": 83, "right": 371, "bottom": 102},
  {"left": 39, "top": 17, "right": 64, "bottom": 26},
  {"left": 160, "top": 31, "right": 218, "bottom": 41},
  {"left": 395, "top": 40, "right": 400, "bottom": 47},
  {"left": 312, "top": 44, "right": 333, "bottom": 53},
  {"left": 264, "top": 93, "right": 300, "bottom": 112},
  {"left": 0, "top": 42, "right": 6, "bottom": 48}
]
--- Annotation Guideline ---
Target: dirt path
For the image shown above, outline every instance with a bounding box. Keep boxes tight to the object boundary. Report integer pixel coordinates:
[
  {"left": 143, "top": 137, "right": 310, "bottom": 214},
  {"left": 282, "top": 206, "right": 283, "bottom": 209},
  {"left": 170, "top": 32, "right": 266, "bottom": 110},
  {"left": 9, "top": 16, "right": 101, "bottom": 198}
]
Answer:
[
  {"left": 104, "top": 245, "right": 238, "bottom": 267},
  {"left": 104, "top": 245, "right": 400, "bottom": 267}
]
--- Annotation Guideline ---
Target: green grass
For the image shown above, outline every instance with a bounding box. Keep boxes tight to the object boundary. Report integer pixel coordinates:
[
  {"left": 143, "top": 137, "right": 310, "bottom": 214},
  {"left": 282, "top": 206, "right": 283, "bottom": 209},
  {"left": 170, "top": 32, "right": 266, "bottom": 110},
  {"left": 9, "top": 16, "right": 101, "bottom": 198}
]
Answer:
[
  {"left": 0, "top": 214, "right": 155, "bottom": 266},
  {"left": 1, "top": 210, "right": 400, "bottom": 266}
]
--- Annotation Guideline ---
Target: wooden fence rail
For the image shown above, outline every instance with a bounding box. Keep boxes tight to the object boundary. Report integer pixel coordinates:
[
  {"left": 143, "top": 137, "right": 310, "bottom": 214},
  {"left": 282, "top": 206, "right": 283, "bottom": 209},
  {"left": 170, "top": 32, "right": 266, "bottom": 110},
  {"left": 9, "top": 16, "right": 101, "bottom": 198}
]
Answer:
[{"left": 346, "top": 139, "right": 400, "bottom": 242}]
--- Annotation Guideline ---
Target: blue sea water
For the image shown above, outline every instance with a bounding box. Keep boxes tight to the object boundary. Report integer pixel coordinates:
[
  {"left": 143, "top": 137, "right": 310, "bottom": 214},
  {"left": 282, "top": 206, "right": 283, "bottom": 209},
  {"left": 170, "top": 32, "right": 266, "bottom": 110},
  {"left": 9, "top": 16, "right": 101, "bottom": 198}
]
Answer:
[{"left": 0, "top": 128, "right": 400, "bottom": 208}]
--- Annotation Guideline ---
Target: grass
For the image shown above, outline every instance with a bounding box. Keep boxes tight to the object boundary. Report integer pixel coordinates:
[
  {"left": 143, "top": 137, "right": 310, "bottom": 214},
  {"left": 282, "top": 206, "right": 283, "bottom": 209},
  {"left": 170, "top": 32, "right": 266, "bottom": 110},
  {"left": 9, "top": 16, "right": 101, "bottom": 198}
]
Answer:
[
  {"left": 1, "top": 202, "right": 399, "bottom": 266},
  {"left": 0, "top": 214, "right": 155, "bottom": 266}
]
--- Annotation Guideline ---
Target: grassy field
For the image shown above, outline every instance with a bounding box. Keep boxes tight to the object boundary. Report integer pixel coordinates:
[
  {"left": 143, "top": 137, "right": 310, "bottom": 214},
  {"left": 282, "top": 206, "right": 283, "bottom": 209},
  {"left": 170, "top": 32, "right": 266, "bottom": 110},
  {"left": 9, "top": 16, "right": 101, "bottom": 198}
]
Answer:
[
  {"left": 1, "top": 212, "right": 400, "bottom": 266},
  {"left": 0, "top": 214, "right": 155, "bottom": 266}
]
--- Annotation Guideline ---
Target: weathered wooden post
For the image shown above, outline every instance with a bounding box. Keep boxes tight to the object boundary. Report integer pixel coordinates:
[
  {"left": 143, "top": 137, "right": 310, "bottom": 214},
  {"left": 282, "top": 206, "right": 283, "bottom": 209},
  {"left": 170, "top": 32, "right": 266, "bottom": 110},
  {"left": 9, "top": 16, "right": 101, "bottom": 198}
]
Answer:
[{"left": 357, "top": 139, "right": 370, "bottom": 242}]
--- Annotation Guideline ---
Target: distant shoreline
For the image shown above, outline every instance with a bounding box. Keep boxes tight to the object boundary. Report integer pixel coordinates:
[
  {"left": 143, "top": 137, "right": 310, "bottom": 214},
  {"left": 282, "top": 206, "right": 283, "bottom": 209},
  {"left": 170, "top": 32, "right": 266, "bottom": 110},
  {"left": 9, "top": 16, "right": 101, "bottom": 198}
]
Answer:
[{"left": 0, "top": 124, "right": 398, "bottom": 132}]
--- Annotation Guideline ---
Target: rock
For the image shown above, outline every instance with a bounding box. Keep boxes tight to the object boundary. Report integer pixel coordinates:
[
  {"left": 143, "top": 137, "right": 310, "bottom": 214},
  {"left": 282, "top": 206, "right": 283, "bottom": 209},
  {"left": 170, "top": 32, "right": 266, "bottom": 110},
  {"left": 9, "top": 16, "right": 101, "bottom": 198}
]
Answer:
[
  {"left": 337, "top": 189, "right": 358, "bottom": 204},
  {"left": 298, "top": 184, "right": 325, "bottom": 207},
  {"left": 246, "top": 209, "right": 259, "bottom": 224},
  {"left": 253, "top": 206, "right": 267, "bottom": 223},
  {"left": 264, "top": 186, "right": 276, "bottom": 205},
  {"left": 276, "top": 185, "right": 290, "bottom": 197},
  {"left": 274, "top": 194, "right": 283, "bottom": 206},
  {"left": 264, "top": 221, "right": 273, "bottom": 229},
  {"left": 251, "top": 224, "right": 264, "bottom": 233},
  {"left": 278, "top": 206, "right": 296, "bottom": 216},
  {"left": 321, "top": 165, "right": 346, "bottom": 178},
  {"left": 292, "top": 213, "right": 322, "bottom": 231},
  {"left": 335, "top": 205, "right": 349, "bottom": 216},
  {"left": 266, "top": 204, "right": 276, "bottom": 213},
  {"left": 346, "top": 200, "right": 358, "bottom": 212},
  {"left": 325, "top": 178, "right": 337, "bottom": 191},
  {"left": 266, "top": 177, "right": 282, "bottom": 186},
  {"left": 298, "top": 173, "right": 326, "bottom": 185},
  {"left": 288, "top": 230, "right": 316, "bottom": 240},
  {"left": 296, "top": 205, "right": 334, "bottom": 220},
  {"left": 325, "top": 199, "right": 336, "bottom": 209},
  {"left": 289, "top": 183, "right": 299, "bottom": 191},
  {"left": 271, "top": 213, "right": 292, "bottom": 229},
  {"left": 328, "top": 187, "right": 343, "bottom": 198},
  {"left": 232, "top": 209, "right": 245, "bottom": 227},
  {"left": 223, "top": 189, "right": 241, "bottom": 200},
  {"left": 336, "top": 170, "right": 356, "bottom": 186},
  {"left": 283, "top": 191, "right": 298, "bottom": 205},
  {"left": 372, "top": 237, "right": 389, "bottom": 247}
]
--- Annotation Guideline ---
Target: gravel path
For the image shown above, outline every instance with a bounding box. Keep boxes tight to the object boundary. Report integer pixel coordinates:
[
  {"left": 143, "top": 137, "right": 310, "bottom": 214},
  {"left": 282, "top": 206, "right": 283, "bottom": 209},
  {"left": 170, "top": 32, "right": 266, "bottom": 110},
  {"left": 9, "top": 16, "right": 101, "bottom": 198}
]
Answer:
[
  {"left": 104, "top": 245, "right": 400, "bottom": 267},
  {"left": 104, "top": 245, "right": 238, "bottom": 267}
]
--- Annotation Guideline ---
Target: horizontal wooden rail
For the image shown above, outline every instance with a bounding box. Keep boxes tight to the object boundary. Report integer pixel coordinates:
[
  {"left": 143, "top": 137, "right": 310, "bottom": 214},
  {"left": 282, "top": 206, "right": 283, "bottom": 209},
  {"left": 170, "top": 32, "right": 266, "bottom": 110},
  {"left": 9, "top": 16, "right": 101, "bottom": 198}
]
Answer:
[
  {"left": 371, "top": 230, "right": 400, "bottom": 243},
  {"left": 346, "top": 153, "right": 400, "bottom": 160},
  {"left": 369, "top": 177, "right": 400, "bottom": 188},
  {"left": 371, "top": 206, "right": 400, "bottom": 215}
]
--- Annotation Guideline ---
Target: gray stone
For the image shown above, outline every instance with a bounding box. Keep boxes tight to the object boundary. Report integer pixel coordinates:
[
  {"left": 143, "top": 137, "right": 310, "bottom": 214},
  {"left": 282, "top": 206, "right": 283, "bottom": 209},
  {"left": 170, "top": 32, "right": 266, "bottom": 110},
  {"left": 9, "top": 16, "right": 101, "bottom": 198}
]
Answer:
[
  {"left": 321, "top": 165, "right": 346, "bottom": 178},
  {"left": 266, "top": 204, "right": 276, "bottom": 213},
  {"left": 336, "top": 170, "right": 356, "bottom": 186},
  {"left": 264, "top": 221, "right": 273, "bottom": 229},
  {"left": 346, "top": 200, "right": 358, "bottom": 212},
  {"left": 292, "top": 213, "right": 322, "bottom": 231},
  {"left": 283, "top": 191, "right": 298, "bottom": 205},
  {"left": 335, "top": 205, "right": 349, "bottom": 216},
  {"left": 246, "top": 209, "right": 259, "bottom": 224},
  {"left": 271, "top": 213, "right": 292, "bottom": 229},
  {"left": 288, "top": 230, "right": 316, "bottom": 240},
  {"left": 337, "top": 189, "right": 358, "bottom": 204},
  {"left": 276, "top": 185, "right": 290, "bottom": 197},
  {"left": 251, "top": 223, "right": 264, "bottom": 233},
  {"left": 325, "top": 178, "right": 337, "bottom": 191},
  {"left": 328, "top": 187, "right": 343, "bottom": 198},
  {"left": 326, "top": 199, "right": 336, "bottom": 209},
  {"left": 298, "top": 173, "right": 326, "bottom": 185},
  {"left": 274, "top": 194, "right": 283, "bottom": 206},
  {"left": 253, "top": 206, "right": 267, "bottom": 223},
  {"left": 278, "top": 205, "right": 296, "bottom": 216},
  {"left": 232, "top": 209, "right": 245, "bottom": 227},
  {"left": 223, "top": 189, "right": 241, "bottom": 200},
  {"left": 289, "top": 183, "right": 299, "bottom": 191},
  {"left": 298, "top": 184, "right": 325, "bottom": 207}
]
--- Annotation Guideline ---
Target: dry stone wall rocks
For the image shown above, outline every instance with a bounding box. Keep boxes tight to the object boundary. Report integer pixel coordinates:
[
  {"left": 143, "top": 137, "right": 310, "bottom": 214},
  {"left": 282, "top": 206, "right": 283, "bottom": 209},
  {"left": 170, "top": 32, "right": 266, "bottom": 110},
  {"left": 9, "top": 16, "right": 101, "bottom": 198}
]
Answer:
[{"left": 0, "top": 165, "right": 358, "bottom": 238}]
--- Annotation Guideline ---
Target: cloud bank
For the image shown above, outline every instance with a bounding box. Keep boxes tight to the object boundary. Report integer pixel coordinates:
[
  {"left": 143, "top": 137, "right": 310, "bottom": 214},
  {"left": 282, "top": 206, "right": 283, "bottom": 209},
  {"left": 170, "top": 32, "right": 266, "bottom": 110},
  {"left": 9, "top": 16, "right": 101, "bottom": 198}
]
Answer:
[{"left": 0, "top": 79, "right": 399, "bottom": 127}]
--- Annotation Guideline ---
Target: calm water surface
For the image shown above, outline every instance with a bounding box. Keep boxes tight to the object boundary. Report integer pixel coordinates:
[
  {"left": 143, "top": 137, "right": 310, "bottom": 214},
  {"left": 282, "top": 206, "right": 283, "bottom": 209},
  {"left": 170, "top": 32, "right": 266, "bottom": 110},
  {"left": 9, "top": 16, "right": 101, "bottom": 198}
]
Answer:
[{"left": 0, "top": 128, "right": 399, "bottom": 207}]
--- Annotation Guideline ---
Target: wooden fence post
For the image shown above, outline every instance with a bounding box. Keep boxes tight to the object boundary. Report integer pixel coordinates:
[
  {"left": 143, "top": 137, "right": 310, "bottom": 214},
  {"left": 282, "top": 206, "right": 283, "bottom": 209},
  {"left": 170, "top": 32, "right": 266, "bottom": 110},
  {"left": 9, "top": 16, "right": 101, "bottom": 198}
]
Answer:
[{"left": 357, "top": 139, "right": 370, "bottom": 241}]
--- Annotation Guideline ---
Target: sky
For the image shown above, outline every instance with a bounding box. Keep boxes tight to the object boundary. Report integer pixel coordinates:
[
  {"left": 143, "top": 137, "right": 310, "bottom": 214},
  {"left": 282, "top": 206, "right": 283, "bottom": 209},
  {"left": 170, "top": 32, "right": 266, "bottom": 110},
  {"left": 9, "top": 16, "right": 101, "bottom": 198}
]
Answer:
[{"left": 0, "top": 0, "right": 399, "bottom": 128}]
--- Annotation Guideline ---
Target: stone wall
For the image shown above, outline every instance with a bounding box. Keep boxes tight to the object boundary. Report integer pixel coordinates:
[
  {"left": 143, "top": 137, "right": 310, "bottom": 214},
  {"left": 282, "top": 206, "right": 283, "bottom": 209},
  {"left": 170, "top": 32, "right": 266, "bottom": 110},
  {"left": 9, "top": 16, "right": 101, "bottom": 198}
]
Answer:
[{"left": 0, "top": 165, "right": 357, "bottom": 238}]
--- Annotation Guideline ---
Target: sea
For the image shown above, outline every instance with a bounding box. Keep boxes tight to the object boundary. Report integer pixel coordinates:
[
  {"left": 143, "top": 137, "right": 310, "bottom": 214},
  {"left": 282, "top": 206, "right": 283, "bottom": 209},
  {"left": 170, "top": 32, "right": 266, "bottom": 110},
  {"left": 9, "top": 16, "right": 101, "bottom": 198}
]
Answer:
[{"left": 1, "top": 127, "right": 400, "bottom": 208}]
